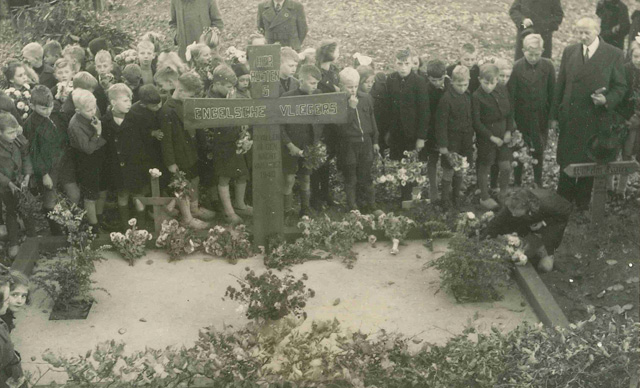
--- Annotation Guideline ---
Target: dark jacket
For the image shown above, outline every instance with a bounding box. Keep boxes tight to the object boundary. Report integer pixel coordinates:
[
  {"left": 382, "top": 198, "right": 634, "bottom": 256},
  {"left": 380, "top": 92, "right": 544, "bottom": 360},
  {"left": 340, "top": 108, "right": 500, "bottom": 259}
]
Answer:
[
  {"left": 0, "top": 136, "right": 31, "bottom": 188},
  {"left": 279, "top": 76, "right": 300, "bottom": 96},
  {"left": 597, "top": 0, "right": 630, "bottom": 50},
  {"left": 102, "top": 110, "right": 151, "bottom": 191},
  {"left": 435, "top": 88, "right": 473, "bottom": 150},
  {"left": 23, "top": 112, "right": 69, "bottom": 178},
  {"left": 0, "top": 94, "right": 22, "bottom": 126},
  {"left": 550, "top": 39, "right": 627, "bottom": 166},
  {"left": 0, "top": 320, "right": 22, "bottom": 387},
  {"left": 281, "top": 88, "right": 323, "bottom": 147},
  {"left": 472, "top": 84, "right": 514, "bottom": 140},
  {"left": 337, "top": 91, "right": 379, "bottom": 144},
  {"left": 426, "top": 79, "right": 449, "bottom": 146},
  {"left": 127, "top": 102, "right": 163, "bottom": 169},
  {"left": 33, "top": 64, "right": 57, "bottom": 89},
  {"left": 509, "top": 0, "right": 564, "bottom": 33},
  {"left": 160, "top": 97, "right": 199, "bottom": 170},
  {"left": 381, "top": 71, "right": 430, "bottom": 141},
  {"left": 318, "top": 64, "right": 340, "bottom": 94},
  {"left": 446, "top": 63, "right": 480, "bottom": 94},
  {"left": 483, "top": 188, "right": 572, "bottom": 253},
  {"left": 257, "top": 0, "right": 308, "bottom": 51},
  {"left": 617, "top": 62, "right": 640, "bottom": 120}
]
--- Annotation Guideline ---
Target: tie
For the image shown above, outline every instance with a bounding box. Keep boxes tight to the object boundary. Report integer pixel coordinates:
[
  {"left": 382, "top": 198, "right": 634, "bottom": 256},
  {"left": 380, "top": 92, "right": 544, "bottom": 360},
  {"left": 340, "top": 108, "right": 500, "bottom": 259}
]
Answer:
[
  {"left": 584, "top": 47, "right": 590, "bottom": 63},
  {"left": 275, "top": 2, "right": 281, "bottom": 12}
]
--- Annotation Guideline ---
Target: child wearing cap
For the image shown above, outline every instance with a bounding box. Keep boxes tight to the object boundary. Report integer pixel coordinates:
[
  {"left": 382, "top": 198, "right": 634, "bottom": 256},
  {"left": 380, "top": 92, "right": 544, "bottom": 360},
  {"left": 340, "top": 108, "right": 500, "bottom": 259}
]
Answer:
[
  {"left": 232, "top": 63, "right": 251, "bottom": 99},
  {"left": 207, "top": 65, "right": 252, "bottom": 224},
  {"left": 122, "top": 64, "right": 143, "bottom": 103},
  {"left": 22, "top": 43, "right": 56, "bottom": 89}
]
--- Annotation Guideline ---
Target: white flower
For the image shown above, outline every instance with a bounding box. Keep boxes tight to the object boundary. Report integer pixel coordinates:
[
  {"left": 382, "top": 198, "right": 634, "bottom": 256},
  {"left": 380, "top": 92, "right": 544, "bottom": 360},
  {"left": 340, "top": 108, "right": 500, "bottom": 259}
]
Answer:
[
  {"left": 378, "top": 175, "right": 387, "bottom": 183},
  {"left": 23, "top": 91, "right": 30, "bottom": 98},
  {"left": 128, "top": 218, "right": 137, "bottom": 226},
  {"left": 507, "top": 234, "right": 521, "bottom": 247},
  {"left": 16, "top": 101, "right": 25, "bottom": 110},
  {"left": 13, "top": 90, "right": 21, "bottom": 98},
  {"left": 466, "top": 212, "right": 476, "bottom": 220},
  {"left": 149, "top": 168, "right": 162, "bottom": 178},
  {"left": 22, "top": 113, "right": 27, "bottom": 119},
  {"left": 23, "top": 105, "right": 29, "bottom": 112},
  {"left": 5, "top": 88, "right": 15, "bottom": 94}
]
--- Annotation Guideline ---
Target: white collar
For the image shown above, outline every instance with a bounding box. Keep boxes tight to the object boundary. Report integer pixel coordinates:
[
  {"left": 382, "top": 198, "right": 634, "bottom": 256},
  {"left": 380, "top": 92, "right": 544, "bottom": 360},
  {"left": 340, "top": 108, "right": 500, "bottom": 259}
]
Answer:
[
  {"left": 273, "top": 0, "right": 284, "bottom": 7},
  {"left": 583, "top": 37, "right": 600, "bottom": 57}
]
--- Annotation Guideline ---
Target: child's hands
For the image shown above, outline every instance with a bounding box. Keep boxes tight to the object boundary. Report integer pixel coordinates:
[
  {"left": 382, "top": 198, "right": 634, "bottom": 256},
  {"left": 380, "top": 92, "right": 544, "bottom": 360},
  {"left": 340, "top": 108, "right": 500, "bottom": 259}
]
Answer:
[
  {"left": 490, "top": 136, "right": 504, "bottom": 146},
  {"left": 548, "top": 120, "right": 558, "bottom": 131},
  {"left": 151, "top": 130, "right": 164, "bottom": 140},
  {"left": 348, "top": 95, "right": 358, "bottom": 109},
  {"left": 91, "top": 117, "right": 102, "bottom": 136},
  {"left": 439, "top": 147, "right": 449, "bottom": 155},
  {"left": 415, "top": 139, "right": 425, "bottom": 152},
  {"left": 8, "top": 182, "right": 20, "bottom": 195},
  {"left": 21, "top": 174, "right": 30, "bottom": 190},
  {"left": 43, "top": 174, "right": 53, "bottom": 189},
  {"left": 612, "top": 25, "right": 620, "bottom": 34},
  {"left": 287, "top": 143, "right": 303, "bottom": 157},
  {"left": 503, "top": 131, "right": 512, "bottom": 144},
  {"left": 373, "top": 144, "right": 380, "bottom": 155},
  {"left": 522, "top": 18, "right": 533, "bottom": 28},
  {"left": 168, "top": 164, "right": 179, "bottom": 173}
]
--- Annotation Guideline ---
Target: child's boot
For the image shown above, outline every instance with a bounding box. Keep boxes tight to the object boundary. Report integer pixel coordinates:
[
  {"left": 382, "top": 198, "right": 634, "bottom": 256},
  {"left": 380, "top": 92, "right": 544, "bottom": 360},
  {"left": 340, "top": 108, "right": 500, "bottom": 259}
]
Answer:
[
  {"left": 299, "top": 189, "right": 311, "bottom": 218},
  {"left": 233, "top": 180, "right": 253, "bottom": 216},
  {"left": 441, "top": 180, "right": 452, "bottom": 209},
  {"left": 452, "top": 175, "right": 463, "bottom": 208},
  {"left": 219, "top": 185, "right": 242, "bottom": 225},
  {"left": 190, "top": 199, "right": 216, "bottom": 221}
]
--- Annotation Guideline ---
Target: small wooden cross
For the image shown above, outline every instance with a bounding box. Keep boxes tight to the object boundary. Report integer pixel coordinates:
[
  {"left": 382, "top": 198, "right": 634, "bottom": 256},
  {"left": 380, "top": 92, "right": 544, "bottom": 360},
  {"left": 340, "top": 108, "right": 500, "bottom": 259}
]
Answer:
[
  {"left": 184, "top": 44, "right": 349, "bottom": 245},
  {"left": 564, "top": 160, "right": 640, "bottom": 223},
  {"left": 134, "top": 175, "right": 176, "bottom": 236}
]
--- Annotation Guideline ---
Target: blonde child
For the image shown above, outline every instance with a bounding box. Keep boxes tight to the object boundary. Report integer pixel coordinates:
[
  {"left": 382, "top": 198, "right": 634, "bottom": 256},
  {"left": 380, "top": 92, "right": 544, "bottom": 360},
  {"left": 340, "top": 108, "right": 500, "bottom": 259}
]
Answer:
[
  {"left": 160, "top": 72, "right": 210, "bottom": 229},
  {"left": 282, "top": 65, "right": 324, "bottom": 217},
  {"left": 93, "top": 50, "right": 119, "bottom": 115},
  {"left": 186, "top": 43, "right": 213, "bottom": 92},
  {"left": 62, "top": 71, "right": 99, "bottom": 124},
  {"left": 22, "top": 42, "right": 56, "bottom": 89},
  {"left": 51, "top": 58, "right": 75, "bottom": 104},
  {"left": 63, "top": 44, "right": 86, "bottom": 72},
  {"left": 207, "top": 65, "right": 252, "bottom": 224},
  {"left": 279, "top": 47, "right": 300, "bottom": 94},
  {"left": 473, "top": 64, "right": 514, "bottom": 209},
  {"left": 137, "top": 40, "right": 157, "bottom": 86},
  {"left": 67, "top": 89, "right": 108, "bottom": 230},
  {"left": 447, "top": 43, "right": 481, "bottom": 94}
]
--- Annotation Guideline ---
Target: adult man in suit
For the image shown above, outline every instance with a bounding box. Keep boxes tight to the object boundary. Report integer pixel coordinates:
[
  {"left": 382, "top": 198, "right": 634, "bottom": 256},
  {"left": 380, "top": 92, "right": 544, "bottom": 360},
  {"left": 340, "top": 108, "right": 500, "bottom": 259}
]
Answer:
[
  {"left": 257, "top": 0, "right": 308, "bottom": 52},
  {"left": 509, "top": 0, "right": 564, "bottom": 60},
  {"left": 549, "top": 17, "right": 627, "bottom": 210}
]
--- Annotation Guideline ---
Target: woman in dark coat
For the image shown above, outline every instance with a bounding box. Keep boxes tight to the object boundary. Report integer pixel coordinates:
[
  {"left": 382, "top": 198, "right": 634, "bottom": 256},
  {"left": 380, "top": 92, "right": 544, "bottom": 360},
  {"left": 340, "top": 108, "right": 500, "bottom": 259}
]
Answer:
[
  {"left": 482, "top": 187, "right": 573, "bottom": 272},
  {"left": 596, "top": 0, "right": 631, "bottom": 50},
  {"left": 509, "top": 0, "right": 564, "bottom": 60}
]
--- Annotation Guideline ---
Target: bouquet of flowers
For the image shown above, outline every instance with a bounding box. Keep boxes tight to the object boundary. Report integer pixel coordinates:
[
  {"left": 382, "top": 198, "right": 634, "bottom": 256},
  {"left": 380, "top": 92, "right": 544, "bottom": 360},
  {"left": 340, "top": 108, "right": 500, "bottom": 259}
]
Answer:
[
  {"left": 16, "top": 183, "right": 43, "bottom": 222},
  {"left": 4, "top": 85, "right": 31, "bottom": 120},
  {"left": 236, "top": 127, "right": 253, "bottom": 155},
  {"left": 507, "top": 129, "right": 525, "bottom": 148},
  {"left": 114, "top": 49, "right": 138, "bottom": 68},
  {"left": 98, "top": 73, "right": 115, "bottom": 91},
  {"left": 508, "top": 130, "right": 539, "bottom": 170},
  {"left": 499, "top": 233, "right": 528, "bottom": 266},
  {"left": 110, "top": 218, "right": 152, "bottom": 266},
  {"left": 168, "top": 170, "right": 193, "bottom": 200},
  {"left": 54, "top": 81, "right": 73, "bottom": 103},
  {"left": 224, "top": 46, "right": 247, "bottom": 64},
  {"left": 203, "top": 224, "right": 253, "bottom": 264},
  {"left": 446, "top": 152, "right": 470, "bottom": 172},
  {"left": 377, "top": 212, "right": 415, "bottom": 255},
  {"left": 301, "top": 142, "right": 328, "bottom": 171},
  {"left": 155, "top": 219, "right": 201, "bottom": 261},
  {"left": 48, "top": 195, "right": 95, "bottom": 249},
  {"left": 455, "top": 211, "right": 495, "bottom": 237},
  {"left": 373, "top": 150, "right": 427, "bottom": 188},
  {"left": 149, "top": 168, "right": 162, "bottom": 178}
]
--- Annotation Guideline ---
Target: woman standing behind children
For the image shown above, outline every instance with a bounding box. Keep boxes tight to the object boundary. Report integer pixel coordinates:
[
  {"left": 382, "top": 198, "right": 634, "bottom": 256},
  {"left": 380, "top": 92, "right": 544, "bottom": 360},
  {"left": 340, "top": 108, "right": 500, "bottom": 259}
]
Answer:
[
  {"left": 207, "top": 65, "right": 252, "bottom": 224},
  {"left": 473, "top": 64, "right": 514, "bottom": 210}
]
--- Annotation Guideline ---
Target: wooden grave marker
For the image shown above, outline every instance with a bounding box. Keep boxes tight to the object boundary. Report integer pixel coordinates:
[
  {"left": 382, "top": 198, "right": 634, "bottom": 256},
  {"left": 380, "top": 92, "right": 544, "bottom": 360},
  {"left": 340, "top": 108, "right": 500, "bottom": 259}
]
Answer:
[
  {"left": 564, "top": 160, "right": 640, "bottom": 223},
  {"left": 184, "top": 44, "right": 348, "bottom": 245},
  {"left": 135, "top": 175, "right": 176, "bottom": 236}
]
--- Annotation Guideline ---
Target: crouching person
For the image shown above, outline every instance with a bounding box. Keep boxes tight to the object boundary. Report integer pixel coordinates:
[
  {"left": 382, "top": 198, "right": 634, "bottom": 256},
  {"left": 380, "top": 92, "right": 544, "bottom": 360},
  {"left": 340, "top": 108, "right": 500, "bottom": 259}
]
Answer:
[{"left": 481, "top": 187, "right": 572, "bottom": 272}]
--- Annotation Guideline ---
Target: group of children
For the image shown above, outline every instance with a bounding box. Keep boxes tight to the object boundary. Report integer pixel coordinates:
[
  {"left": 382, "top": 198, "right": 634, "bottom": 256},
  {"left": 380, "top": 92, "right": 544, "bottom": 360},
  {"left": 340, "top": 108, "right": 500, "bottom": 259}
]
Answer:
[{"left": 0, "top": 25, "right": 639, "bottom": 259}]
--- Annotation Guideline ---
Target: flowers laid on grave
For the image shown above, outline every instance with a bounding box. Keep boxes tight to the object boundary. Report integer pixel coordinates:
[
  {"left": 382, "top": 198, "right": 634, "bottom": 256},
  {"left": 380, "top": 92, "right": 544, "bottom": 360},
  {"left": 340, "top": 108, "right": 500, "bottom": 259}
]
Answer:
[
  {"left": 409, "top": 201, "right": 456, "bottom": 250},
  {"left": 445, "top": 152, "right": 470, "bottom": 172},
  {"left": 373, "top": 150, "right": 427, "bottom": 188},
  {"left": 203, "top": 224, "right": 253, "bottom": 264},
  {"left": 377, "top": 212, "right": 415, "bottom": 255},
  {"left": 455, "top": 210, "right": 495, "bottom": 237},
  {"left": 155, "top": 219, "right": 201, "bottom": 261},
  {"left": 508, "top": 129, "right": 539, "bottom": 170},
  {"left": 48, "top": 195, "right": 95, "bottom": 249},
  {"left": 224, "top": 268, "right": 315, "bottom": 322},
  {"left": 301, "top": 142, "right": 328, "bottom": 171},
  {"left": 168, "top": 170, "right": 193, "bottom": 200},
  {"left": 16, "top": 179, "right": 43, "bottom": 224},
  {"left": 425, "top": 234, "right": 512, "bottom": 302},
  {"left": 114, "top": 49, "right": 138, "bottom": 68},
  {"left": 110, "top": 218, "right": 153, "bottom": 266},
  {"left": 500, "top": 233, "right": 528, "bottom": 266},
  {"left": 236, "top": 127, "right": 253, "bottom": 155}
]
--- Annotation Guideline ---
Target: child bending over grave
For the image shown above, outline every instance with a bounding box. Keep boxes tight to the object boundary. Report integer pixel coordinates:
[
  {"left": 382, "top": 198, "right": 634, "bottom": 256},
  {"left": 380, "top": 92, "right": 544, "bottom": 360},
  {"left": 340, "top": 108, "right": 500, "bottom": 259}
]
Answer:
[
  {"left": 207, "top": 65, "right": 252, "bottom": 224},
  {"left": 0, "top": 113, "right": 31, "bottom": 258},
  {"left": 0, "top": 270, "right": 30, "bottom": 333},
  {"left": 281, "top": 64, "right": 324, "bottom": 218},
  {"left": 481, "top": 187, "right": 573, "bottom": 272},
  {"left": 23, "top": 86, "right": 80, "bottom": 235},
  {"left": 160, "top": 72, "right": 210, "bottom": 230},
  {"left": 67, "top": 89, "right": 108, "bottom": 232},
  {"left": 473, "top": 64, "right": 514, "bottom": 210},
  {"left": 436, "top": 65, "right": 474, "bottom": 209},
  {"left": 103, "top": 83, "right": 153, "bottom": 231},
  {"left": 0, "top": 273, "right": 24, "bottom": 388},
  {"left": 337, "top": 67, "right": 379, "bottom": 212}
]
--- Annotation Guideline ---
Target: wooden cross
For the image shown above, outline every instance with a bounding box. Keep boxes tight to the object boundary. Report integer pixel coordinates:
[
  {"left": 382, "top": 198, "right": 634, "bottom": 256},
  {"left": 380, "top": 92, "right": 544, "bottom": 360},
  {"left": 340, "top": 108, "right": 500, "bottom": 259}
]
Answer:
[
  {"left": 134, "top": 175, "right": 176, "bottom": 236},
  {"left": 564, "top": 160, "right": 640, "bottom": 223},
  {"left": 184, "top": 44, "right": 348, "bottom": 246}
]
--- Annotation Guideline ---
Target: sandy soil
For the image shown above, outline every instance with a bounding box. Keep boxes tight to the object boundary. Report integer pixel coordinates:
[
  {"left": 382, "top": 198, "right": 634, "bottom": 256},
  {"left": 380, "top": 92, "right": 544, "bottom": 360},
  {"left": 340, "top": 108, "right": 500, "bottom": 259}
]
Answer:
[{"left": 13, "top": 240, "right": 537, "bottom": 384}]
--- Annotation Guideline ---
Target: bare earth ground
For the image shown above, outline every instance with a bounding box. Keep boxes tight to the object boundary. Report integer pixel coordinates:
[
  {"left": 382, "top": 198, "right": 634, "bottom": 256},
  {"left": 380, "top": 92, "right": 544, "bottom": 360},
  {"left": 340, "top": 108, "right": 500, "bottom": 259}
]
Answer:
[{"left": 14, "top": 241, "right": 537, "bottom": 384}]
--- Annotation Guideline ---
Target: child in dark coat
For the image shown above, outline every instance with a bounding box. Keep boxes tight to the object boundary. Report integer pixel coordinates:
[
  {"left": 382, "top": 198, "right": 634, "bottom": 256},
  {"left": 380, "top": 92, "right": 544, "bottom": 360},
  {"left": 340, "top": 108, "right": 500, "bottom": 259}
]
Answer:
[
  {"left": 160, "top": 72, "right": 209, "bottom": 230},
  {"left": 279, "top": 47, "right": 301, "bottom": 95},
  {"left": 207, "top": 65, "right": 251, "bottom": 225},
  {"left": 473, "top": 64, "right": 514, "bottom": 210},
  {"left": 23, "top": 86, "right": 80, "bottom": 235},
  {"left": 508, "top": 34, "right": 556, "bottom": 187},
  {"left": 381, "top": 47, "right": 430, "bottom": 201},
  {"left": 482, "top": 187, "right": 573, "bottom": 272},
  {"left": 423, "top": 59, "right": 449, "bottom": 203},
  {"left": 281, "top": 64, "right": 324, "bottom": 217},
  {"left": 436, "top": 65, "right": 474, "bottom": 209},
  {"left": 337, "top": 67, "right": 379, "bottom": 212},
  {"left": 446, "top": 43, "right": 481, "bottom": 94},
  {"left": 102, "top": 83, "right": 152, "bottom": 230}
]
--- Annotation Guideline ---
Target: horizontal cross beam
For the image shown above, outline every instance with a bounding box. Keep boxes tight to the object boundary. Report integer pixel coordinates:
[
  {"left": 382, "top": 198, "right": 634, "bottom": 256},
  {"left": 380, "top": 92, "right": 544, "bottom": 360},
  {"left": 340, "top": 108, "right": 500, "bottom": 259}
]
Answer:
[
  {"left": 564, "top": 161, "right": 640, "bottom": 178},
  {"left": 184, "top": 92, "right": 349, "bottom": 129}
]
